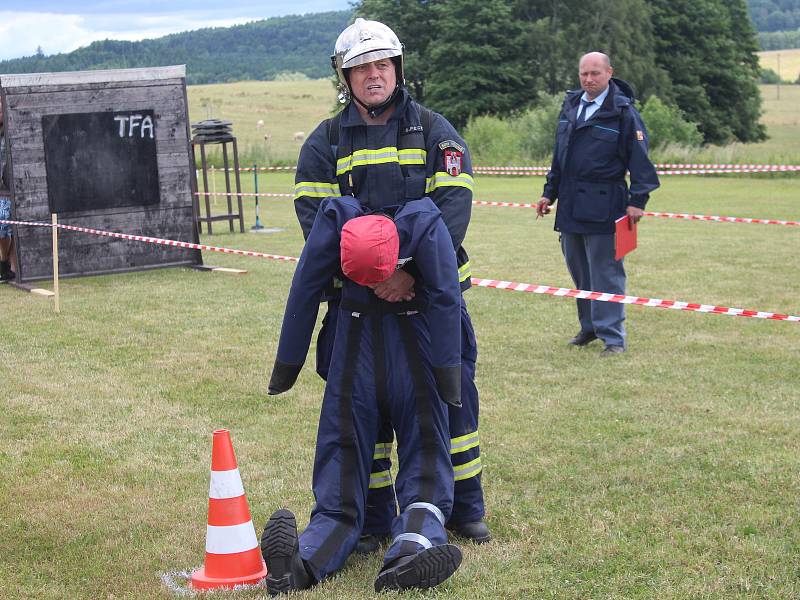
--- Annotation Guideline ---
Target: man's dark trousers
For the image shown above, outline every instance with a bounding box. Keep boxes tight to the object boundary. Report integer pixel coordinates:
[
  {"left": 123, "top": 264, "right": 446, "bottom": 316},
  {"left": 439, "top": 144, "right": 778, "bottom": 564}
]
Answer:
[{"left": 560, "top": 232, "right": 626, "bottom": 347}]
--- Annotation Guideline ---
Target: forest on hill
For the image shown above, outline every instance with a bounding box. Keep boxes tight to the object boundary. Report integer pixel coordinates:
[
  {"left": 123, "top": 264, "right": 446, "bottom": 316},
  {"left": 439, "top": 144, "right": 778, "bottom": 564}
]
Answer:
[{"left": 0, "top": 11, "right": 351, "bottom": 85}]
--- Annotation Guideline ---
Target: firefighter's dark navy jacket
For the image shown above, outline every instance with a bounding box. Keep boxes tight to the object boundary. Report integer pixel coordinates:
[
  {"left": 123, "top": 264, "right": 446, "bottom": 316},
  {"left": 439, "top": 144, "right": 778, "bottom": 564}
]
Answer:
[
  {"left": 543, "top": 78, "right": 660, "bottom": 235},
  {"left": 269, "top": 195, "right": 462, "bottom": 406},
  {"left": 293, "top": 87, "right": 474, "bottom": 289}
]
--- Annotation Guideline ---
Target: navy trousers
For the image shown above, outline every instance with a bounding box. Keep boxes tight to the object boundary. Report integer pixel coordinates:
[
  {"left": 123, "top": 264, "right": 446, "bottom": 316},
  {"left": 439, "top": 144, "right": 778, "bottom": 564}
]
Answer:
[
  {"left": 560, "top": 232, "right": 626, "bottom": 347},
  {"left": 318, "top": 297, "right": 485, "bottom": 535},
  {"left": 300, "top": 306, "right": 454, "bottom": 581}
]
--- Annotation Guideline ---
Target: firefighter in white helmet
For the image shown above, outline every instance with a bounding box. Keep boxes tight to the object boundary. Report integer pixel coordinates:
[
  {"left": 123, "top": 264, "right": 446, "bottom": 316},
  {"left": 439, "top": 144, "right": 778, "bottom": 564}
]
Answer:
[{"left": 261, "top": 15, "right": 489, "bottom": 592}]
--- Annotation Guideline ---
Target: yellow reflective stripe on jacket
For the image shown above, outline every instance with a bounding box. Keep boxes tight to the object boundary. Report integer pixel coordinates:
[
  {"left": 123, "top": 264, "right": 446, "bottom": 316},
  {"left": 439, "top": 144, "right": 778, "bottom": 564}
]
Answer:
[
  {"left": 450, "top": 430, "right": 479, "bottom": 455},
  {"left": 458, "top": 260, "right": 471, "bottom": 283},
  {"left": 425, "top": 172, "right": 475, "bottom": 193},
  {"left": 368, "top": 469, "right": 393, "bottom": 489},
  {"left": 294, "top": 181, "right": 340, "bottom": 200},
  {"left": 335, "top": 147, "right": 426, "bottom": 176},
  {"left": 336, "top": 147, "right": 398, "bottom": 175},
  {"left": 398, "top": 148, "right": 426, "bottom": 165},
  {"left": 373, "top": 442, "right": 392, "bottom": 460},
  {"left": 453, "top": 457, "right": 482, "bottom": 482}
]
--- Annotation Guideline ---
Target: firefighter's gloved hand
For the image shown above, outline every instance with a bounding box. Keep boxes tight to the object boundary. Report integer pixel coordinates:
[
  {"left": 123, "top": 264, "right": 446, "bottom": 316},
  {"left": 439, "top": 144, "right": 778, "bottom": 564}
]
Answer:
[
  {"left": 433, "top": 366, "right": 462, "bottom": 407},
  {"left": 268, "top": 360, "right": 302, "bottom": 395}
]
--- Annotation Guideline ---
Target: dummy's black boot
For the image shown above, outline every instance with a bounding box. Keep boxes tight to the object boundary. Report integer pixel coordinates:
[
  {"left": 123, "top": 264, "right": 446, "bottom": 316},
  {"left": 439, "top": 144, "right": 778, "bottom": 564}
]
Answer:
[
  {"left": 260, "top": 509, "right": 313, "bottom": 595},
  {"left": 374, "top": 544, "right": 462, "bottom": 592},
  {"left": 447, "top": 519, "right": 492, "bottom": 544}
]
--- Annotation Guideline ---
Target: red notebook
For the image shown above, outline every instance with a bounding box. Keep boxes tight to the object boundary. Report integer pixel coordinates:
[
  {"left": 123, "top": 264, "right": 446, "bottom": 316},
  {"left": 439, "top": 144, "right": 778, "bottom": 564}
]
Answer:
[{"left": 615, "top": 214, "right": 637, "bottom": 260}]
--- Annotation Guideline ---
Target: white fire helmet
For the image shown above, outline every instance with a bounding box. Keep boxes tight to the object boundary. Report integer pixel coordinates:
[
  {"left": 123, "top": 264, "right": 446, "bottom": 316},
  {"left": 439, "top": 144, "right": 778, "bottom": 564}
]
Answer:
[{"left": 331, "top": 18, "right": 404, "bottom": 104}]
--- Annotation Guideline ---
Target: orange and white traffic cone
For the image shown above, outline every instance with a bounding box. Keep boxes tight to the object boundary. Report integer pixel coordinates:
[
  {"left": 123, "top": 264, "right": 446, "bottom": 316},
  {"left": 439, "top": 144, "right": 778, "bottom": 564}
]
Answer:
[{"left": 191, "top": 429, "right": 268, "bottom": 590}]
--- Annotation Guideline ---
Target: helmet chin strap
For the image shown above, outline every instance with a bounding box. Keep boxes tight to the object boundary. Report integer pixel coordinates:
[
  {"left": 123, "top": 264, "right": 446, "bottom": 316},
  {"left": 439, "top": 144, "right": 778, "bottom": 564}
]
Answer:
[{"left": 351, "top": 84, "right": 401, "bottom": 119}]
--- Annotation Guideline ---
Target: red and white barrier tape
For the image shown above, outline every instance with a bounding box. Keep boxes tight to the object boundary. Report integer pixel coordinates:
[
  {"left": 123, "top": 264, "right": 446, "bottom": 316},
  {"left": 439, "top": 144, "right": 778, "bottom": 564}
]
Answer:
[
  {"left": 0, "top": 219, "right": 298, "bottom": 262},
  {"left": 195, "top": 191, "right": 293, "bottom": 198},
  {"left": 471, "top": 278, "right": 800, "bottom": 322},
  {"left": 2, "top": 218, "right": 797, "bottom": 323},
  {"left": 201, "top": 163, "right": 800, "bottom": 175},
  {"left": 472, "top": 200, "right": 800, "bottom": 226},
  {"left": 655, "top": 163, "right": 800, "bottom": 170},
  {"left": 473, "top": 163, "right": 800, "bottom": 171},
  {"left": 644, "top": 211, "right": 799, "bottom": 227},
  {"left": 192, "top": 194, "right": 800, "bottom": 227},
  {"left": 207, "top": 166, "right": 296, "bottom": 172},
  {"left": 472, "top": 166, "right": 800, "bottom": 176}
]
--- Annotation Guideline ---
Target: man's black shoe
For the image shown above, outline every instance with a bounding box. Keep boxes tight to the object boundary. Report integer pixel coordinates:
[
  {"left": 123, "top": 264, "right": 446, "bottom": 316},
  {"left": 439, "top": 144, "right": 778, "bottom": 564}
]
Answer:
[
  {"left": 446, "top": 520, "right": 492, "bottom": 544},
  {"left": 355, "top": 532, "right": 390, "bottom": 554},
  {"left": 568, "top": 331, "right": 598, "bottom": 346},
  {"left": 600, "top": 345, "right": 625, "bottom": 356},
  {"left": 374, "top": 544, "right": 462, "bottom": 592},
  {"left": 260, "top": 509, "right": 313, "bottom": 596}
]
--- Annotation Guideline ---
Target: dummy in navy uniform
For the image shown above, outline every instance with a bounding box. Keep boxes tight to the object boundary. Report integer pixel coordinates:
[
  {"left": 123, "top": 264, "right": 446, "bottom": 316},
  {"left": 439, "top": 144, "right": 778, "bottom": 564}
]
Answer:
[{"left": 261, "top": 196, "right": 463, "bottom": 594}]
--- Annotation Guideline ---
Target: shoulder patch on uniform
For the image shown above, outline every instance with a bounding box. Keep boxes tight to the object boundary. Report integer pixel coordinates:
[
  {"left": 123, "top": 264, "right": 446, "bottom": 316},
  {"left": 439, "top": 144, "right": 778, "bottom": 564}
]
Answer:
[
  {"left": 636, "top": 130, "right": 644, "bottom": 141},
  {"left": 438, "top": 140, "right": 465, "bottom": 153}
]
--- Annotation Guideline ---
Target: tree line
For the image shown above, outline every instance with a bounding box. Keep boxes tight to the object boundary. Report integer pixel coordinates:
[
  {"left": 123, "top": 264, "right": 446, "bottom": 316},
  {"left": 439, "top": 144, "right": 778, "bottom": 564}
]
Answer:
[
  {"left": 0, "top": 12, "right": 351, "bottom": 85},
  {"left": 0, "top": 3, "right": 767, "bottom": 145},
  {"left": 748, "top": 0, "right": 800, "bottom": 31},
  {"left": 358, "top": 0, "right": 765, "bottom": 145}
]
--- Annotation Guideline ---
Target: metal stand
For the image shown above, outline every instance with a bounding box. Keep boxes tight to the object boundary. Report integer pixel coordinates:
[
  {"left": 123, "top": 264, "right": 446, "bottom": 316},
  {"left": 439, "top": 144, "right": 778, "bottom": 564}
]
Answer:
[{"left": 191, "top": 136, "right": 244, "bottom": 235}]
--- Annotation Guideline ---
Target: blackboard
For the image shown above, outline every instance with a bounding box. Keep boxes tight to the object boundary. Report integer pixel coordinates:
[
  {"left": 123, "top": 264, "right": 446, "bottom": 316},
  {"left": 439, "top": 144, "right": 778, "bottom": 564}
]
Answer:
[{"left": 42, "top": 110, "right": 161, "bottom": 213}]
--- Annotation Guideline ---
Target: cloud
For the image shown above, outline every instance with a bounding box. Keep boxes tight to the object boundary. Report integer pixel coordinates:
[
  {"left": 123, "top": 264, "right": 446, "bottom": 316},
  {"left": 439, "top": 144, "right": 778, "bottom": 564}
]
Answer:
[
  {"left": 0, "top": 2, "right": 350, "bottom": 61},
  {"left": 0, "top": 10, "right": 261, "bottom": 60}
]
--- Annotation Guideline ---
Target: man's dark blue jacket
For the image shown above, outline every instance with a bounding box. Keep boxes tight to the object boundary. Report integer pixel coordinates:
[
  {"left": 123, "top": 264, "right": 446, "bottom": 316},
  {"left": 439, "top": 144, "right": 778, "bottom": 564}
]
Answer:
[{"left": 542, "top": 78, "right": 660, "bottom": 235}]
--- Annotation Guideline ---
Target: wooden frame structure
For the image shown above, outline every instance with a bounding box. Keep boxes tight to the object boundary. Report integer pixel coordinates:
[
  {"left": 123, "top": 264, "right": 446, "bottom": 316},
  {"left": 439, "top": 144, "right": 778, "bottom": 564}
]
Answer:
[{"left": 0, "top": 65, "right": 201, "bottom": 282}]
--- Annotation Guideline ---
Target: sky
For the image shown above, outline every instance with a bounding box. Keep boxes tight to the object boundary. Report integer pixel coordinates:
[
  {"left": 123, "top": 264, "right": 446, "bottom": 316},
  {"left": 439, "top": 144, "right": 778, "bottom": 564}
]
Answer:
[{"left": 0, "top": 1, "right": 353, "bottom": 61}]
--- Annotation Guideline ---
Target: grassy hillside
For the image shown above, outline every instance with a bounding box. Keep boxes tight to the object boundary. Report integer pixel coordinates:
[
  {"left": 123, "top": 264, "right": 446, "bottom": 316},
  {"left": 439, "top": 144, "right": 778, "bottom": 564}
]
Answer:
[
  {"left": 757, "top": 48, "right": 800, "bottom": 81},
  {"left": 187, "top": 79, "right": 337, "bottom": 166},
  {"left": 187, "top": 81, "right": 800, "bottom": 166}
]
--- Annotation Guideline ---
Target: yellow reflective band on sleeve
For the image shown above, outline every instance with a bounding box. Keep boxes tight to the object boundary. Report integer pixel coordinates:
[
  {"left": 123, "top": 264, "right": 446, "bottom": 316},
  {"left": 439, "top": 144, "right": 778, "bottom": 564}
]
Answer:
[
  {"left": 450, "top": 430, "right": 479, "bottom": 455},
  {"left": 453, "top": 457, "right": 482, "bottom": 482},
  {"left": 425, "top": 172, "right": 475, "bottom": 193},
  {"left": 293, "top": 181, "right": 340, "bottom": 200},
  {"left": 458, "top": 260, "right": 471, "bottom": 283},
  {"left": 398, "top": 148, "right": 426, "bottom": 165},
  {"left": 336, "top": 147, "right": 400, "bottom": 175},
  {"left": 369, "top": 469, "right": 393, "bottom": 489},
  {"left": 373, "top": 442, "right": 392, "bottom": 460}
]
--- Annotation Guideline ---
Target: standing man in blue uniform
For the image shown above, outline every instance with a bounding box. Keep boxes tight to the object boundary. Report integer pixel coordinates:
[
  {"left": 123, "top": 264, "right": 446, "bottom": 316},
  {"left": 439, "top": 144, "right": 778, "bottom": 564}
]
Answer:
[
  {"left": 261, "top": 196, "right": 464, "bottom": 594},
  {"left": 536, "top": 52, "right": 660, "bottom": 355},
  {"left": 293, "top": 18, "right": 489, "bottom": 546}
]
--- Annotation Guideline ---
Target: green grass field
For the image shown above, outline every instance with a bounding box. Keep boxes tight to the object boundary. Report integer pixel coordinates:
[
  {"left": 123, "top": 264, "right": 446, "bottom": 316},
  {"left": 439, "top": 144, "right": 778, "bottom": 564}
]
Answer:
[{"left": 2, "top": 81, "right": 800, "bottom": 599}]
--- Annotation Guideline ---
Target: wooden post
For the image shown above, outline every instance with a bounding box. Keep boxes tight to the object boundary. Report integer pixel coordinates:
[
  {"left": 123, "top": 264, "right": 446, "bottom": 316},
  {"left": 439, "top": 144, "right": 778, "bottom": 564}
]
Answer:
[{"left": 52, "top": 213, "right": 60, "bottom": 313}]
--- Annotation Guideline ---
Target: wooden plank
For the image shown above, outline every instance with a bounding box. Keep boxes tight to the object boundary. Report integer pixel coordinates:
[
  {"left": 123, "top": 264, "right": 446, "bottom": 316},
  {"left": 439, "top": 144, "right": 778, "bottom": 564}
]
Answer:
[
  {"left": 1, "top": 79, "right": 186, "bottom": 96},
  {"left": 0, "top": 66, "right": 185, "bottom": 88},
  {"left": 7, "top": 86, "right": 187, "bottom": 113}
]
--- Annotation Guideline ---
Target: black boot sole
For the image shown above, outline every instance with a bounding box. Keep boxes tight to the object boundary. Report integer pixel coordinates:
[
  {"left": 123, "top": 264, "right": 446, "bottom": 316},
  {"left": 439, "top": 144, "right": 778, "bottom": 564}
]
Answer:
[
  {"left": 261, "top": 509, "right": 300, "bottom": 596},
  {"left": 374, "top": 544, "right": 462, "bottom": 592}
]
